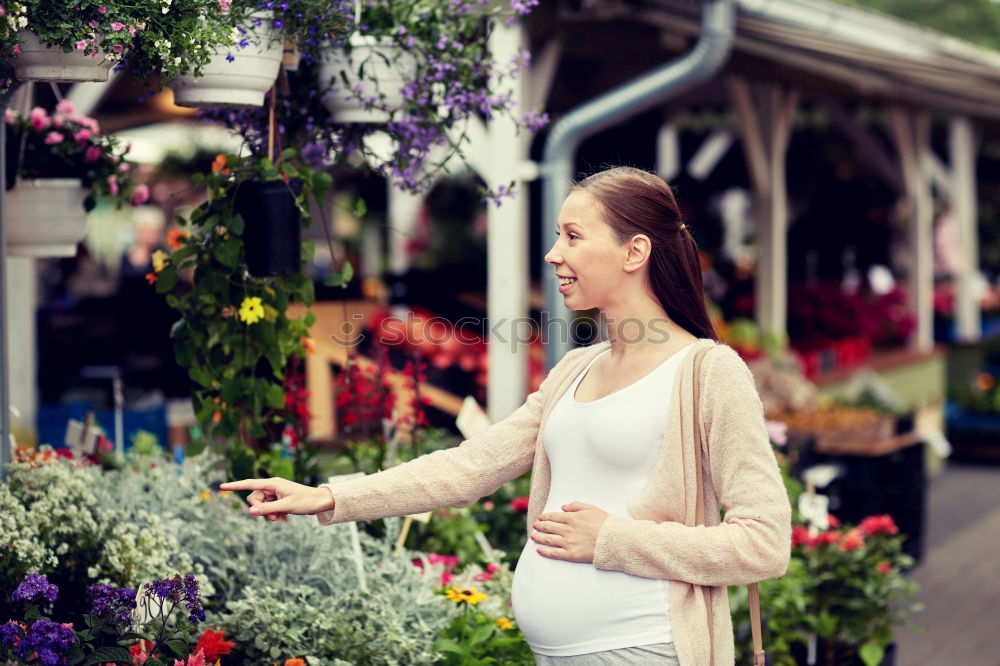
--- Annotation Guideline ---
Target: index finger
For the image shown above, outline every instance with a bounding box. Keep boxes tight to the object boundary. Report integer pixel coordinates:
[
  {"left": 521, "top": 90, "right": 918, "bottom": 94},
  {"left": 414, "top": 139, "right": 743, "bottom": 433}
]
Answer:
[
  {"left": 537, "top": 511, "right": 570, "bottom": 523},
  {"left": 220, "top": 479, "right": 270, "bottom": 491}
]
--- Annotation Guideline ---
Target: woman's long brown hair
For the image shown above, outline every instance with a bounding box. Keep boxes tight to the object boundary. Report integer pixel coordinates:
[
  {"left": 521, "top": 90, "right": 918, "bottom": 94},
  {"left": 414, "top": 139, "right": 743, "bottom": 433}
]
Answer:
[{"left": 573, "top": 167, "right": 718, "bottom": 341}]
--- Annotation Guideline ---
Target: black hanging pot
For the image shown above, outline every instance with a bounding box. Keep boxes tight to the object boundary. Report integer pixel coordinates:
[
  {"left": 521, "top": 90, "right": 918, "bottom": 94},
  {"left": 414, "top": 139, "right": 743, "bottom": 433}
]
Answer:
[{"left": 235, "top": 178, "right": 304, "bottom": 277}]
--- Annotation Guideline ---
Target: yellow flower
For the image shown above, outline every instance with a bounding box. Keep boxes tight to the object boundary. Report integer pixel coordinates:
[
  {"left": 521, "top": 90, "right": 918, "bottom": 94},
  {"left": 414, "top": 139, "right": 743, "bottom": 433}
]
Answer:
[
  {"left": 151, "top": 249, "right": 169, "bottom": 273},
  {"left": 218, "top": 489, "right": 232, "bottom": 499},
  {"left": 199, "top": 489, "right": 212, "bottom": 503},
  {"left": 496, "top": 617, "right": 513, "bottom": 630},
  {"left": 444, "top": 586, "right": 488, "bottom": 605},
  {"left": 239, "top": 296, "right": 265, "bottom": 325}
]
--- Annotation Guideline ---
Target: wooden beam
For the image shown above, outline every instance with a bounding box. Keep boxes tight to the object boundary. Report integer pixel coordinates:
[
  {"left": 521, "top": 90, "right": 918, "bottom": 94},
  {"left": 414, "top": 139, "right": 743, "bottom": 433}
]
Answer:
[
  {"left": 890, "top": 108, "right": 934, "bottom": 351},
  {"left": 728, "top": 77, "right": 797, "bottom": 341},
  {"left": 950, "top": 116, "right": 981, "bottom": 342},
  {"left": 821, "top": 97, "right": 902, "bottom": 194}
]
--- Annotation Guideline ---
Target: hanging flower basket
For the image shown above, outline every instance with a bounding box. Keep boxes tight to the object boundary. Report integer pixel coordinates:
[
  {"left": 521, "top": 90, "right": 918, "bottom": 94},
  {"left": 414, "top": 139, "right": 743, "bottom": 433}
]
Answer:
[
  {"left": 234, "top": 179, "right": 304, "bottom": 277},
  {"left": 12, "top": 31, "right": 114, "bottom": 83},
  {"left": 319, "top": 35, "right": 417, "bottom": 123},
  {"left": 4, "top": 179, "right": 87, "bottom": 257},
  {"left": 170, "top": 17, "right": 284, "bottom": 109}
]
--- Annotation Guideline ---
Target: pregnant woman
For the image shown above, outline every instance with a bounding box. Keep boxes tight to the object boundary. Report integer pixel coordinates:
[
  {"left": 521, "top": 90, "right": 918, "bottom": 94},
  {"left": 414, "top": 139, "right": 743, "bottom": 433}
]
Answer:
[{"left": 222, "top": 166, "right": 791, "bottom": 665}]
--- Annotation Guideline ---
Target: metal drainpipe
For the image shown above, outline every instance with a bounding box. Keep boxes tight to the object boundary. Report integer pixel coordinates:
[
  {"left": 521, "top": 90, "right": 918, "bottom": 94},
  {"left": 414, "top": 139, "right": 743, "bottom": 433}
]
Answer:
[{"left": 540, "top": 0, "right": 735, "bottom": 369}]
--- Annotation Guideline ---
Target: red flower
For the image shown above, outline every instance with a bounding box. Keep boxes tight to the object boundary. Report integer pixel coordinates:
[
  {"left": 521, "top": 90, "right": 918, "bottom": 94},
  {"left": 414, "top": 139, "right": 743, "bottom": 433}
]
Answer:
[
  {"left": 510, "top": 496, "right": 530, "bottom": 512},
  {"left": 144, "top": 272, "right": 157, "bottom": 285},
  {"left": 194, "top": 628, "right": 234, "bottom": 661},
  {"left": 826, "top": 514, "right": 840, "bottom": 528},
  {"left": 839, "top": 528, "right": 865, "bottom": 551},
  {"left": 876, "top": 561, "right": 892, "bottom": 574},
  {"left": 812, "top": 531, "right": 841, "bottom": 548},
  {"left": 859, "top": 514, "right": 899, "bottom": 537},
  {"left": 791, "top": 525, "right": 812, "bottom": 548}
]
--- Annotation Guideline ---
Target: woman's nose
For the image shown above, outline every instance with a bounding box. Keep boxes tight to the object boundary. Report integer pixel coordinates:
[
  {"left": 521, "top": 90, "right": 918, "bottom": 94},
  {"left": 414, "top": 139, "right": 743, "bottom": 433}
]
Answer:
[{"left": 544, "top": 243, "right": 561, "bottom": 265}]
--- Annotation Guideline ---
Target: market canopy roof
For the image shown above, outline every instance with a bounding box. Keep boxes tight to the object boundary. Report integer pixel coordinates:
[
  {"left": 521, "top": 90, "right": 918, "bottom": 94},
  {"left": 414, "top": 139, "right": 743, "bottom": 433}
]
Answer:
[{"left": 561, "top": 0, "right": 1000, "bottom": 119}]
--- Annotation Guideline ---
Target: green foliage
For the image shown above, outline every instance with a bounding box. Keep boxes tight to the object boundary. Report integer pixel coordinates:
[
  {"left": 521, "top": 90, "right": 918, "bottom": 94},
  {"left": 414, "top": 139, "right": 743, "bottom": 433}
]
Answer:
[
  {"left": 839, "top": 0, "right": 1000, "bottom": 51},
  {"left": 156, "top": 151, "right": 334, "bottom": 481}
]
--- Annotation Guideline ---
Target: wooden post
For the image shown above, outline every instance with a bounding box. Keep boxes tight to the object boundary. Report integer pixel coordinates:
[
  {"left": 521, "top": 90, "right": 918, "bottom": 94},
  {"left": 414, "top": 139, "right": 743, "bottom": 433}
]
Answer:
[
  {"left": 890, "top": 108, "right": 934, "bottom": 351},
  {"left": 727, "top": 77, "right": 797, "bottom": 343},
  {"left": 950, "top": 116, "right": 981, "bottom": 342}
]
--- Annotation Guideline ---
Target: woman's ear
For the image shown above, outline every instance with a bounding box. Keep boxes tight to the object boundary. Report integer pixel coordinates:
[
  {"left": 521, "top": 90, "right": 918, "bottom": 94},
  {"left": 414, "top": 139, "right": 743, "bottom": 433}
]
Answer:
[{"left": 623, "top": 234, "right": 652, "bottom": 273}]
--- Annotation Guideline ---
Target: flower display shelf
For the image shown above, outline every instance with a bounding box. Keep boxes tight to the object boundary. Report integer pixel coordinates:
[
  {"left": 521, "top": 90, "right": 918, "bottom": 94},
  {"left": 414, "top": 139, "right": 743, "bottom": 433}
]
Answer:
[
  {"left": 13, "top": 31, "right": 114, "bottom": 83},
  {"left": 3, "top": 178, "right": 87, "bottom": 257},
  {"left": 320, "top": 35, "right": 416, "bottom": 122},
  {"left": 170, "top": 18, "right": 283, "bottom": 108}
]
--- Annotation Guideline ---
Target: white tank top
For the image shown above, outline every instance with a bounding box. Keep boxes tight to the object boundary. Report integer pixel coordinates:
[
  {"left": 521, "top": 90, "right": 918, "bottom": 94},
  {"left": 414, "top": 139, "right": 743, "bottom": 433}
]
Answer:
[{"left": 511, "top": 342, "right": 695, "bottom": 656}]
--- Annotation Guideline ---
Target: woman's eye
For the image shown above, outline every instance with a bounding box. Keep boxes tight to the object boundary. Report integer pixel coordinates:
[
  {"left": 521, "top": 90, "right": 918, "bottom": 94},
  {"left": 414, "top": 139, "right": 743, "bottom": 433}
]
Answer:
[{"left": 568, "top": 233, "right": 579, "bottom": 240}]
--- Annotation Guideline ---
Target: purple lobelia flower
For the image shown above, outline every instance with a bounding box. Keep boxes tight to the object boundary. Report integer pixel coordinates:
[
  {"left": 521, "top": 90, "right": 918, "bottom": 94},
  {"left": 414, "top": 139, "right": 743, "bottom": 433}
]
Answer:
[
  {"left": 14, "top": 620, "right": 77, "bottom": 665},
  {"left": 88, "top": 584, "right": 137, "bottom": 625},
  {"left": 12, "top": 573, "right": 58, "bottom": 604}
]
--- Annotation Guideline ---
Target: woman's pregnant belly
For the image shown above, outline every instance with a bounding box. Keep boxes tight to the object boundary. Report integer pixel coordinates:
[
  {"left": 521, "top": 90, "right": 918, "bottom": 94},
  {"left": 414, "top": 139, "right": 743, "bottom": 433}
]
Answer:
[{"left": 511, "top": 539, "right": 672, "bottom": 656}]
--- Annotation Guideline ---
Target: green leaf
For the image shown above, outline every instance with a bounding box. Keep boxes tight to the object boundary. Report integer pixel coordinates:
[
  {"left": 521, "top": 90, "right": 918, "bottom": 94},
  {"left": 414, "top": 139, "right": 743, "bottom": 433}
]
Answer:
[
  {"left": 303, "top": 310, "right": 316, "bottom": 327},
  {"left": 432, "top": 639, "right": 467, "bottom": 656},
  {"left": 170, "top": 244, "right": 196, "bottom": 265},
  {"left": 470, "top": 622, "right": 495, "bottom": 644},
  {"left": 164, "top": 638, "right": 188, "bottom": 658},
  {"left": 281, "top": 147, "right": 299, "bottom": 161},
  {"left": 230, "top": 444, "right": 257, "bottom": 481},
  {"left": 265, "top": 383, "right": 286, "bottom": 409},
  {"left": 859, "top": 641, "right": 884, "bottom": 666},
  {"left": 301, "top": 238, "right": 316, "bottom": 262},
  {"left": 214, "top": 236, "right": 241, "bottom": 269},
  {"left": 228, "top": 211, "right": 245, "bottom": 236},
  {"left": 341, "top": 261, "right": 354, "bottom": 284},
  {"left": 155, "top": 266, "right": 178, "bottom": 294},
  {"left": 353, "top": 197, "right": 368, "bottom": 217},
  {"left": 266, "top": 455, "right": 294, "bottom": 480},
  {"left": 816, "top": 610, "right": 837, "bottom": 638},
  {"left": 312, "top": 170, "right": 333, "bottom": 200},
  {"left": 185, "top": 437, "right": 206, "bottom": 457},
  {"left": 82, "top": 647, "right": 133, "bottom": 665},
  {"left": 323, "top": 271, "right": 343, "bottom": 288}
]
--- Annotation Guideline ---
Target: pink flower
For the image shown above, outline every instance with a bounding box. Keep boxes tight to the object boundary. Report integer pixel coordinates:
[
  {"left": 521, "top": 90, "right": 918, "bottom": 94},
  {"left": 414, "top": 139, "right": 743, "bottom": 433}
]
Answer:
[
  {"left": 75, "top": 40, "right": 88, "bottom": 51},
  {"left": 4, "top": 109, "right": 16, "bottom": 124},
  {"left": 43, "top": 131, "right": 64, "bottom": 145},
  {"left": 84, "top": 145, "right": 103, "bottom": 163},
  {"left": 55, "top": 100, "right": 74, "bottom": 115},
  {"left": 12, "top": 43, "right": 20, "bottom": 56},
  {"left": 765, "top": 420, "right": 788, "bottom": 447},
  {"left": 73, "top": 129, "right": 92, "bottom": 144},
  {"left": 133, "top": 184, "right": 150, "bottom": 205},
  {"left": 218, "top": 0, "right": 231, "bottom": 11},
  {"left": 876, "top": 561, "right": 891, "bottom": 574},
  {"left": 98, "top": 5, "right": 107, "bottom": 13},
  {"left": 440, "top": 571, "right": 453, "bottom": 586},
  {"left": 427, "top": 553, "right": 459, "bottom": 569},
  {"left": 111, "top": 44, "right": 123, "bottom": 53},
  {"left": 128, "top": 25, "right": 137, "bottom": 37},
  {"left": 88, "top": 20, "right": 97, "bottom": 28},
  {"left": 111, "top": 21, "right": 125, "bottom": 31},
  {"left": 29, "top": 107, "right": 49, "bottom": 131},
  {"left": 106, "top": 175, "right": 119, "bottom": 196}
]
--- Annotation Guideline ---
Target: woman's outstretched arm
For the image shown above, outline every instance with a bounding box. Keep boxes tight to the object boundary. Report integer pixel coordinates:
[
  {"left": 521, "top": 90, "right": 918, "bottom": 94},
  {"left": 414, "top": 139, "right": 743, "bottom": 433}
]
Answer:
[{"left": 222, "top": 345, "right": 594, "bottom": 524}]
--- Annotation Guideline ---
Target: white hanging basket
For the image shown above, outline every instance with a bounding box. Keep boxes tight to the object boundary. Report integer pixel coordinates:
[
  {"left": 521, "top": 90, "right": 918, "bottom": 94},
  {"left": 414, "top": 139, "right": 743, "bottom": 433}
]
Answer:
[
  {"left": 13, "top": 31, "right": 114, "bottom": 83},
  {"left": 3, "top": 179, "right": 87, "bottom": 257},
  {"left": 320, "top": 35, "right": 416, "bottom": 123},
  {"left": 169, "top": 18, "right": 284, "bottom": 109}
]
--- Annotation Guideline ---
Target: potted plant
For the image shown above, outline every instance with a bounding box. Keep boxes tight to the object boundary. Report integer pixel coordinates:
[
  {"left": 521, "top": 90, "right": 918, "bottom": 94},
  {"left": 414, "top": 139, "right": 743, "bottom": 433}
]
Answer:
[
  {"left": 150, "top": 148, "right": 339, "bottom": 481},
  {"left": 0, "top": 0, "right": 243, "bottom": 88},
  {"left": 3, "top": 101, "right": 145, "bottom": 256},
  {"left": 733, "top": 514, "right": 920, "bottom": 666},
  {"left": 167, "top": 0, "right": 352, "bottom": 108},
  {"left": 205, "top": 0, "right": 546, "bottom": 198}
]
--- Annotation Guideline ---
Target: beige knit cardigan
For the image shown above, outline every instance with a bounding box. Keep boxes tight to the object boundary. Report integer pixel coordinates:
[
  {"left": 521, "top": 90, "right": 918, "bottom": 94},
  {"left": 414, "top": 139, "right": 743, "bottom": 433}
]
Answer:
[{"left": 318, "top": 339, "right": 792, "bottom": 666}]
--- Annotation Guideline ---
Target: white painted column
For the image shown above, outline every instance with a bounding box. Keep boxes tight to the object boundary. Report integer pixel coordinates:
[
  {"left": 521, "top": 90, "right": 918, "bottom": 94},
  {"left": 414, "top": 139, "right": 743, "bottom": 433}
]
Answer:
[
  {"left": 4, "top": 257, "right": 37, "bottom": 439},
  {"left": 950, "top": 116, "right": 981, "bottom": 342},
  {"left": 483, "top": 20, "right": 529, "bottom": 421},
  {"left": 891, "top": 109, "right": 935, "bottom": 351},
  {"left": 387, "top": 183, "right": 424, "bottom": 318}
]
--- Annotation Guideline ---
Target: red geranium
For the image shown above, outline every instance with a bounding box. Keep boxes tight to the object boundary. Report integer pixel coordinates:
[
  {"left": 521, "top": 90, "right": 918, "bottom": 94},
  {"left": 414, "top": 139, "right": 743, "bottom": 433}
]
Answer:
[
  {"left": 859, "top": 514, "right": 899, "bottom": 537},
  {"left": 839, "top": 528, "right": 865, "bottom": 551},
  {"left": 510, "top": 497, "right": 530, "bottom": 512},
  {"left": 194, "top": 628, "right": 235, "bottom": 661}
]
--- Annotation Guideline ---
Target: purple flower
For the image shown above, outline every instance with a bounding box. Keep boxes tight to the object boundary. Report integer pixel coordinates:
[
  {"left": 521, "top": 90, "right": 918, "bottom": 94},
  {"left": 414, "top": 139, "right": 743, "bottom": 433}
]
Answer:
[
  {"left": 12, "top": 574, "right": 58, "bottom": 604},
  {"left": 15, "top": 620, "right": 76, "bottom": 665},
  {"left": 88, "top": 584, "right": 137, "bottom": 625},
  {"left": 0, "top": 621, "right": 23, "bottom": 645},
  {"left": 520, "top": 109, "right": 550, "bottom": 132},
  {"left": 144, "top": 574, "right": 205, "bottom": 624}
]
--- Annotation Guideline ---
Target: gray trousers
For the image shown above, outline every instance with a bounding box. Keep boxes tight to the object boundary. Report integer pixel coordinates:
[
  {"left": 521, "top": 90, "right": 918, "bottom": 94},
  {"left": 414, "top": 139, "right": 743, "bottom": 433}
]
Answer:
[{"left": 533, "top": 642, "right": 679, "bottom": 665}]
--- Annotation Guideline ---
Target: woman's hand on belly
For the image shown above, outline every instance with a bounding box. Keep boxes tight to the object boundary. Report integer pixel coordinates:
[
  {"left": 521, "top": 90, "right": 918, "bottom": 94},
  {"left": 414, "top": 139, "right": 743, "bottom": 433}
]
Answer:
[{"left": 531, "top": 501, "right": 609, "bottom": 563}]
